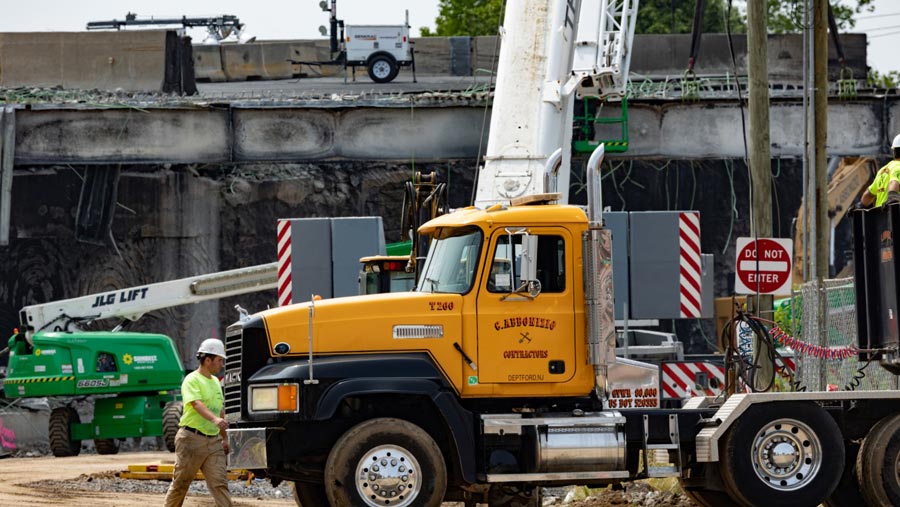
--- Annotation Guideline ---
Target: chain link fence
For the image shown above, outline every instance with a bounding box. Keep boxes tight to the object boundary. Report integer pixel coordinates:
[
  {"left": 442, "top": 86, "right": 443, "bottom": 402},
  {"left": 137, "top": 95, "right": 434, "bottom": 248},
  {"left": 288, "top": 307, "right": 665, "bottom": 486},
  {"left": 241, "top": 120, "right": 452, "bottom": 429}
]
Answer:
[{"left": 794, "top": 277, "right": 898, "bottom": 391}]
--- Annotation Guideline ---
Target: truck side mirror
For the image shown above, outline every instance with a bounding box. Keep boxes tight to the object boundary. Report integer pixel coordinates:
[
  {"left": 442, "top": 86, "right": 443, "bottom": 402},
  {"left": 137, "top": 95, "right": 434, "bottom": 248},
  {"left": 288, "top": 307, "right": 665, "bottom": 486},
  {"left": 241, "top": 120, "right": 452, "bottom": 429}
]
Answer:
[{"left": 504, "top": 228, "right": 539, "bottom": 297}]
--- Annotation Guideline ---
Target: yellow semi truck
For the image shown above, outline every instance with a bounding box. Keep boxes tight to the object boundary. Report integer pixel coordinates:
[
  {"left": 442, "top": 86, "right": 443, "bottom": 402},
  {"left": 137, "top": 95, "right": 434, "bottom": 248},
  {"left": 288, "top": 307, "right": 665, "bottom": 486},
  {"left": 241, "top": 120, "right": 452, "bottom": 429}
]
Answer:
[{"left": 224, "top": 151, "right": 900, "bottom": 507}]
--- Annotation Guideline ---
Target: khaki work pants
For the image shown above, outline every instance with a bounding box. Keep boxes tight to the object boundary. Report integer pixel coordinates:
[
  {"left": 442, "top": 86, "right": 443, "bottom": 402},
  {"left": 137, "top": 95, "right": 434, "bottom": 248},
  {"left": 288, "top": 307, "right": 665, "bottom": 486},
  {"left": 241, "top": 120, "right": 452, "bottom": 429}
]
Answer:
[{"left": 164, "top": 427, "right": 233, "bottom": 507}]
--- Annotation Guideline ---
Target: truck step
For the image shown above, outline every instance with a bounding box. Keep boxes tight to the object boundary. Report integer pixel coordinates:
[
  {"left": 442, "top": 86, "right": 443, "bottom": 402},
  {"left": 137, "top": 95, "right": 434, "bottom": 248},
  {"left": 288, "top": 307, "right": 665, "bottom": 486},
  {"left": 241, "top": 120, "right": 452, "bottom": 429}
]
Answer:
[{"left": 485, "top": 470, "right": 630, "bottom": 483}]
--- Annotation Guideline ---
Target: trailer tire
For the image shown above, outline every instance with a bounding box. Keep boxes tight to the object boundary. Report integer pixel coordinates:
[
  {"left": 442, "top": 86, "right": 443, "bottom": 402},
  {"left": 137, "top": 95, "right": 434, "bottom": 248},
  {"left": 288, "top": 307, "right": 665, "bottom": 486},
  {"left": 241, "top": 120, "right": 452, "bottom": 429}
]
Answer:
[
  {"left": 720, "top": 402, "right": 843, "bottom": 507},
  {"left": 856, "top": 413, "right": 900, "bottom": 506},
  {"left": 292, "top": 481, "right": 329, "bottom": 507},
  {"left": 49, "top": 407, "right": 81, "bottom": 457},
  {"left": 367, "top": 54, "right": 398, "bottom": 83},
  {"left": 324, "top": 417, "right": 447, "bottom": 507},
  {"left": 823, "top": 440, "right": 865, "bottom": 507},
  {"left": 162, "top": 401, "right": 182, "bottom": 453},
  {"left": 95, "top": 438, "right": 120, "bottom": 455}
]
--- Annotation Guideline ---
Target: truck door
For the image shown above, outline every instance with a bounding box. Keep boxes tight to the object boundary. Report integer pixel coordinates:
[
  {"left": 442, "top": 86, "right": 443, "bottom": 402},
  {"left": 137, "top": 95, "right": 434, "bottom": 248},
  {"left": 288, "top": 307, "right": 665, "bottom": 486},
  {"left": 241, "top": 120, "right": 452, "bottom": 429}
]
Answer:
[{"left": 476, "top": 228, "right": 576, "bottom": 383}]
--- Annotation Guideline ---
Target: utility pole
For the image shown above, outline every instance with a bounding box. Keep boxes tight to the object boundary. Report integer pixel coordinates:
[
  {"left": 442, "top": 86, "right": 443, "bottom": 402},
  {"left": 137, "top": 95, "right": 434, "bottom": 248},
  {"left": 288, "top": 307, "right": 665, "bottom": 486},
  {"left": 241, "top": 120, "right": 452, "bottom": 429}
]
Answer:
[
  {"left": 747, "top": 0, "right": 774, "bottom": 391},
  {"left": 813, "top": 0, "right": 829, "bottom": 279}
]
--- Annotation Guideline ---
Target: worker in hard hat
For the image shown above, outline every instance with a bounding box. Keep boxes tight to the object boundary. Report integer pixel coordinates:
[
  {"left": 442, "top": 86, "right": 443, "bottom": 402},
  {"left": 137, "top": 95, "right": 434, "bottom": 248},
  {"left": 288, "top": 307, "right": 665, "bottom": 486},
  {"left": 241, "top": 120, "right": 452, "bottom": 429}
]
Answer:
[
  {"left": 164, "top": 338, "right": 233, "bottom": 507},
  {"left": 860, "top": 134, "right": 900, "bottom": 208}
]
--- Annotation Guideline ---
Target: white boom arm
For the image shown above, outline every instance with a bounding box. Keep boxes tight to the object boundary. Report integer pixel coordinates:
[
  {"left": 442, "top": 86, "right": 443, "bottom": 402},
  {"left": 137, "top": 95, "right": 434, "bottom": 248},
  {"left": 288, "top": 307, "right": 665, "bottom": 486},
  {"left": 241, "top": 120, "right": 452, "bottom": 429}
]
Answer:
[
  {"left": 20, "top": 263, "right": 278, "bottom": 342},
  {"left": 474, "top": 0, "right": 639, "bottom": 208}
]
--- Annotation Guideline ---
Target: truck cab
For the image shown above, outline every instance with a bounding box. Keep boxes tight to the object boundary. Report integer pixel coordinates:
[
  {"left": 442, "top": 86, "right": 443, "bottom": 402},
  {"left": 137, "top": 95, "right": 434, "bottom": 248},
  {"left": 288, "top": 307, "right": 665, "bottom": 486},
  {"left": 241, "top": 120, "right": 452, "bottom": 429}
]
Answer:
[{"left": 224, "top": 194, "right": 658, "bottom": 505}]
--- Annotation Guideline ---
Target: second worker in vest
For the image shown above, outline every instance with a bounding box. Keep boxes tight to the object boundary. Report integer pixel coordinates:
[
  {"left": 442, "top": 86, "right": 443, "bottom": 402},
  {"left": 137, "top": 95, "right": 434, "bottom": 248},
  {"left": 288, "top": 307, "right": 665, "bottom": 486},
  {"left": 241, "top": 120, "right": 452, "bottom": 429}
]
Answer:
[
  {"left": 164, "top": 338, "right": 233, "bottom": 507},
  {"left": 860, "top": 134, "right": 900, "bottom": 208}
]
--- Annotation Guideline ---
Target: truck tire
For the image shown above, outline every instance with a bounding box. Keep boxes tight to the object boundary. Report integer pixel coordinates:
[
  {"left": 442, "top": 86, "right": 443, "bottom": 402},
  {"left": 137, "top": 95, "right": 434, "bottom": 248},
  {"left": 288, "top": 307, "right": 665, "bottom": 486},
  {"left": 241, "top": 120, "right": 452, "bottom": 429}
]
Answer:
[
  {"left": 823, "top": 440, "right": 865, "bottom": 507},
  {"left": 162, "top": 401, "right": 183, "bottom": 452},
  {"left": 367, "top": 54, "right": 399, "bottom": 84},
  {"left": 49, "top": 407, "right": 82, "bottom": 457},
  {"left": 324, "top": 417, "right": 447, "bottom": 507},
  {"left": 487, "top": 485, "right": 542, "bottom": 506},
  {"left": 856, "top": 413, "right": 900, "bottom": 505},
  {"left": 292, "top": 481, "right": 329, "bottom": 506},
  {"left": 719, "top": 402, "right": 843, "bottom": 507},
  {"left": 94, "top": 438, "right": 120, "bottom": 455}
]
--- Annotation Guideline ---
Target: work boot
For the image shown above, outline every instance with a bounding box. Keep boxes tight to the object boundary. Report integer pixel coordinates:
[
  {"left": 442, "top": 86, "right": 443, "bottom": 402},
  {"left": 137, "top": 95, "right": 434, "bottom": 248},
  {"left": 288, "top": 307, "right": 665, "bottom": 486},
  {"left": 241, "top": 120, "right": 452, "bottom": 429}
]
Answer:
[{"left": 886, "top": 191, "right": 900, "bottom": 206}]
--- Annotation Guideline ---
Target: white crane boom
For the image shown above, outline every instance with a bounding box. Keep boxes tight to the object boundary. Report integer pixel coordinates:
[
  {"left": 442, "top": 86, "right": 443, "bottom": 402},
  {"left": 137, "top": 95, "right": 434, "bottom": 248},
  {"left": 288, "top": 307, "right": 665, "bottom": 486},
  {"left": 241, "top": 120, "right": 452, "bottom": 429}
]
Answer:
[
  {"left": 474, "top": 0, "right": 639, "bottom": 209},
  {"left": 19, "top": 262, "right": 278, "bottom": 342}
]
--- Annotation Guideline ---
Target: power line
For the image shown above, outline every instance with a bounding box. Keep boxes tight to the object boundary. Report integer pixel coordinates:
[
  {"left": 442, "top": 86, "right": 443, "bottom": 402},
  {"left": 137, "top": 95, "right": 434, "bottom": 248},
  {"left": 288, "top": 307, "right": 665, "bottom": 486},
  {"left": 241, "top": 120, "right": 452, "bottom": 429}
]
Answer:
[
  {"left": 869, "top": 29, "right": 900, "bottom": 39},
  {"left": 857, "top": 12, "right": 900, "bottom": 20}
]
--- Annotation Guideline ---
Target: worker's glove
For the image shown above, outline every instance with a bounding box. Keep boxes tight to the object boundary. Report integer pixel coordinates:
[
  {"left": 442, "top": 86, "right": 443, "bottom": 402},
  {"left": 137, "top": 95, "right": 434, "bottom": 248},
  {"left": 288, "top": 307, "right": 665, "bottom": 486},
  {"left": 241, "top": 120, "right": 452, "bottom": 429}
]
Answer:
[{"left": 886, "top": 191, "right": 900, "bottom": 206}]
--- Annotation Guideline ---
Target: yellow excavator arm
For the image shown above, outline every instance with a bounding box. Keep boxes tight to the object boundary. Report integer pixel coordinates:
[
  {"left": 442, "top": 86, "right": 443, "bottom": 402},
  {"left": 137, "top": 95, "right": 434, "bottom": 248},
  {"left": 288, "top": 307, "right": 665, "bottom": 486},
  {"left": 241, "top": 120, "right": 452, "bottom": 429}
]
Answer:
[{"left": 793, "top": 157, "right": 874, "bottom": 284}]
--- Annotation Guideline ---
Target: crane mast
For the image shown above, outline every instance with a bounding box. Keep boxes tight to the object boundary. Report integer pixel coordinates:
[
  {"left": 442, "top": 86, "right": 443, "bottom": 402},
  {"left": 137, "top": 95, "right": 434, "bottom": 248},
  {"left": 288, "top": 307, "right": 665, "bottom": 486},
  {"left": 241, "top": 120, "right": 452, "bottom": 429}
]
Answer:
[{"left": 474, "top": 0, "right": 638, "bottom": 208}]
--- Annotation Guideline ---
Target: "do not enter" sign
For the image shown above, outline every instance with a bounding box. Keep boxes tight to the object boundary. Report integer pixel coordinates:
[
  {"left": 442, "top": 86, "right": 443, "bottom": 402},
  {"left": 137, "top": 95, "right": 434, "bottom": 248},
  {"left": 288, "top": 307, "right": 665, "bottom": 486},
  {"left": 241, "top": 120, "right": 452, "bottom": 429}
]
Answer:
[{"left": 734, "top": 237, "right": 793, "bottom": 296}]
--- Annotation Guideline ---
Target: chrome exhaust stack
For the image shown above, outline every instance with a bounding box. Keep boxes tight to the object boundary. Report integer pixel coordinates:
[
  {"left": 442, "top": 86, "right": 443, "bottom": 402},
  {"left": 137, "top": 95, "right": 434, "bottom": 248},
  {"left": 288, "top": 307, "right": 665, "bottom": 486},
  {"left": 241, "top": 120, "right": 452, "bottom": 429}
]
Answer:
[{"left": 582, "top": 144, "right": 616, "bottom": 399}]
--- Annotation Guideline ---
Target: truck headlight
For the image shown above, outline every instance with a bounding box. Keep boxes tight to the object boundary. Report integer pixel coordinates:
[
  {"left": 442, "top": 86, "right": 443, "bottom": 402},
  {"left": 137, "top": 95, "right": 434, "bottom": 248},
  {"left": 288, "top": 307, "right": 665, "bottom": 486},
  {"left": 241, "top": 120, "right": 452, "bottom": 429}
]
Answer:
[{"left": 249, "top": 383, "right": 299, "bottom": 413}]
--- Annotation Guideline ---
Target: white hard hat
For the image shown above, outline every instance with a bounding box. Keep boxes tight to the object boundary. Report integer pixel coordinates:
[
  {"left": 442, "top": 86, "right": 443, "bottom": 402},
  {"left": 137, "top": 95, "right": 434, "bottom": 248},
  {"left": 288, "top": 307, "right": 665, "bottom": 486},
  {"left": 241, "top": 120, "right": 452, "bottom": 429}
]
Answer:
[
  {"left": 197, "top": 338, "right": 226, "bottom": 359},
  {"left": 893, "top": 134, "right": 900, "bottom": 150}
]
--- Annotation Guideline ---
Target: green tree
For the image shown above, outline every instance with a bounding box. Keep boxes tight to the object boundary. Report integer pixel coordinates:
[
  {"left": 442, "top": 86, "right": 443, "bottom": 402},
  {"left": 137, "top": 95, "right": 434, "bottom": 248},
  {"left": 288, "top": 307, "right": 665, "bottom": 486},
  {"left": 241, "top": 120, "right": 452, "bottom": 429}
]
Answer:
[
  {"left": 420, "top": 0, "right": 504, "bottom": 36},
  {"left": 635, "top": 0, "right": 744, "bottom": 34},
  {"left": 421, "top": 0, "right": 874, "bottom": 36},
  {"left": 767, "top": 0, "right": 874, "bottom": 33}
]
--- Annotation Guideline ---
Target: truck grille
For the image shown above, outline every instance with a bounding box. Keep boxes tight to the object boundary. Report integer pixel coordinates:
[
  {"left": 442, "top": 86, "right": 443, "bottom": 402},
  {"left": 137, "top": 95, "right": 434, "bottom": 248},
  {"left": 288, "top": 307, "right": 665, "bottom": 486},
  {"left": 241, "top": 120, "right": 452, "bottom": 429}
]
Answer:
[{"left": 224, "top": 323, "right": 243, "bottom": 421}]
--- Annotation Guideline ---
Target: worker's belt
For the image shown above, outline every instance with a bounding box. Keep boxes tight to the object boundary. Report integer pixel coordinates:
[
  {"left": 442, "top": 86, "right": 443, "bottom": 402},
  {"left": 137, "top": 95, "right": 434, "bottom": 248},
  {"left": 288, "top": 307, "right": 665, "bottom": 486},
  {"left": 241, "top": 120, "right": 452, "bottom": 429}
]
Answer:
[{"left": 181, "top": 426, "right": 219, "bottom": 438}]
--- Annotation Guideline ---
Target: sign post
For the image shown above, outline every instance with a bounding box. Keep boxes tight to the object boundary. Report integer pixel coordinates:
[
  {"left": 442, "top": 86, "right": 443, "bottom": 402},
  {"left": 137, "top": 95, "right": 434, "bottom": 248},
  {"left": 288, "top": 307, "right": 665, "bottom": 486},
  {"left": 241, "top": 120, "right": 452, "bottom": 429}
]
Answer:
[{"left": 734, "top": 237, "right": 793, "bottom": 296}]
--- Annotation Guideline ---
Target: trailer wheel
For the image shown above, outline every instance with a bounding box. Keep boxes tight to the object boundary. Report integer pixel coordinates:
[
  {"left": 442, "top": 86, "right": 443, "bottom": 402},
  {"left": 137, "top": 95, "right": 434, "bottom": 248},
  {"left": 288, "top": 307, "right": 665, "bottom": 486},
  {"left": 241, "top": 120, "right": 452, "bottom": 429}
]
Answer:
[
  {"left": 719, "top": 402, "right": 843, "bottom": 507},
  {"left": 162, "top": 401, "right": 183, "bottom": 452},
  {"left": 856, "top": 413, "right": 900, "bottom": 505},
  {"left": 367, "top": 54, "right": 399, "bottom": 83},
  {"left": 324, "top": 417, "right": 447, "bottom": 507},
  {"left": 292, "top": 481, "right": 329, "bottom": 506},
  {"left": 823, "top": 440, "right": 865, "bottom": 507},
  {"left": 49, "top": 407, "right": 82, "bottom": 457},
  {"left": 95, "top": 438, "right": 120, "bottom": 455},
  {"left": 487, "top": 485, "right": 542, "bottom": 506}
]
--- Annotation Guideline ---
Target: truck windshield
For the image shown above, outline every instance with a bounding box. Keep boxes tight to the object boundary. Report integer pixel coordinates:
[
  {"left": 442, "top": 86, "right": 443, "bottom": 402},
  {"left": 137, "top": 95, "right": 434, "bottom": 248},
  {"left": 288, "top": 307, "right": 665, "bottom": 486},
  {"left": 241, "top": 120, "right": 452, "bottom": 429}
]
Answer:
[{"left": 416, "top": 227, "right": 483, "bottom": 294}]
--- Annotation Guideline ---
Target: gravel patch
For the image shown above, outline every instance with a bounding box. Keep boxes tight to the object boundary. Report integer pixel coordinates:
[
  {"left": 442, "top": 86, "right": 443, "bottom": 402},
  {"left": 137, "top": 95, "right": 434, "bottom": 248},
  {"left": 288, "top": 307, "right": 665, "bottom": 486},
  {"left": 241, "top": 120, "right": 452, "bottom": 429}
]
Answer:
[{"left": 26, "top": 473, "right": 295, "bottom": 499}]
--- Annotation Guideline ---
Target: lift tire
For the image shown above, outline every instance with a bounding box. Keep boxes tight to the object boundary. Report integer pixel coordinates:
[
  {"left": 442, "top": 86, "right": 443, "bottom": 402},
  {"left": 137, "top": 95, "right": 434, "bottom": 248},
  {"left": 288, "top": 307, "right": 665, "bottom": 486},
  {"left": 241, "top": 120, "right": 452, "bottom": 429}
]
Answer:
[
  {"left": 487, "top": 485, "right": 542, "bottom": 507},
  {"left": 367, "top": 54, "right": 399, "bottom": 83},
  {"left": 719, "top": 401, "right": 843, "bottom": 507},
  {"left": 162, "top": 401, "right": 183, "bottom": 453},
  {"left": 292, "top": 481, "right": 329, "bottom": 507},
  {"left": 856, "top": 413, "right": 900, "bottom": 506},
  {"left": 324, "top": 417, "right": 447, "bottom": 507},
  {"left": 49, "top": 407, "right": 81, "bottom": 457},
  {"left": 94, "top": 438, "right": 120, "bottom": 455},
  {"left": 823, "top": 440, "right": 865, "bottom": 507}
]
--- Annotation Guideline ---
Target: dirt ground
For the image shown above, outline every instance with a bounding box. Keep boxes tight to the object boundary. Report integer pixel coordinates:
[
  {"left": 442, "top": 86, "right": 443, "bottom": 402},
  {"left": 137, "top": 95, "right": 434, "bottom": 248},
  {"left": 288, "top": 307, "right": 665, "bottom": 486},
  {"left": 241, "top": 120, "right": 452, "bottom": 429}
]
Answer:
[
  {"left": 0, "top": 451, "right": 691, "bottom": 507},
  {"left": 0, "top": 451, "right": 293, "bottom": 507}
]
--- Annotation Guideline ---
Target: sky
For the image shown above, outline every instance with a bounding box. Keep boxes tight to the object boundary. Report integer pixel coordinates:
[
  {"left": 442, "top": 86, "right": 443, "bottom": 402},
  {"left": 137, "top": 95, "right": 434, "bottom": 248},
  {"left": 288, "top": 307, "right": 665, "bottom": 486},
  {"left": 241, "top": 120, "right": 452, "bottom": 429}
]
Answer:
[{"left": 0, "top": 0, "right": 898, "bottom": 74}]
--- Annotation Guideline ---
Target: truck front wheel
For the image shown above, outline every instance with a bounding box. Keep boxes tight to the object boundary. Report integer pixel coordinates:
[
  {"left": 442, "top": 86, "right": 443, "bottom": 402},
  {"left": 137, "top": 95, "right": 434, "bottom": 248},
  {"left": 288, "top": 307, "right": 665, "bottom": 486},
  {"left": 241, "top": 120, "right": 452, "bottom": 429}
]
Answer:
[
  {"left": 720, "top": 402, "right": 843, "bottom": 507},
  {"left": 324, "top": 417, "right": 447, "bottom": 507}
]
